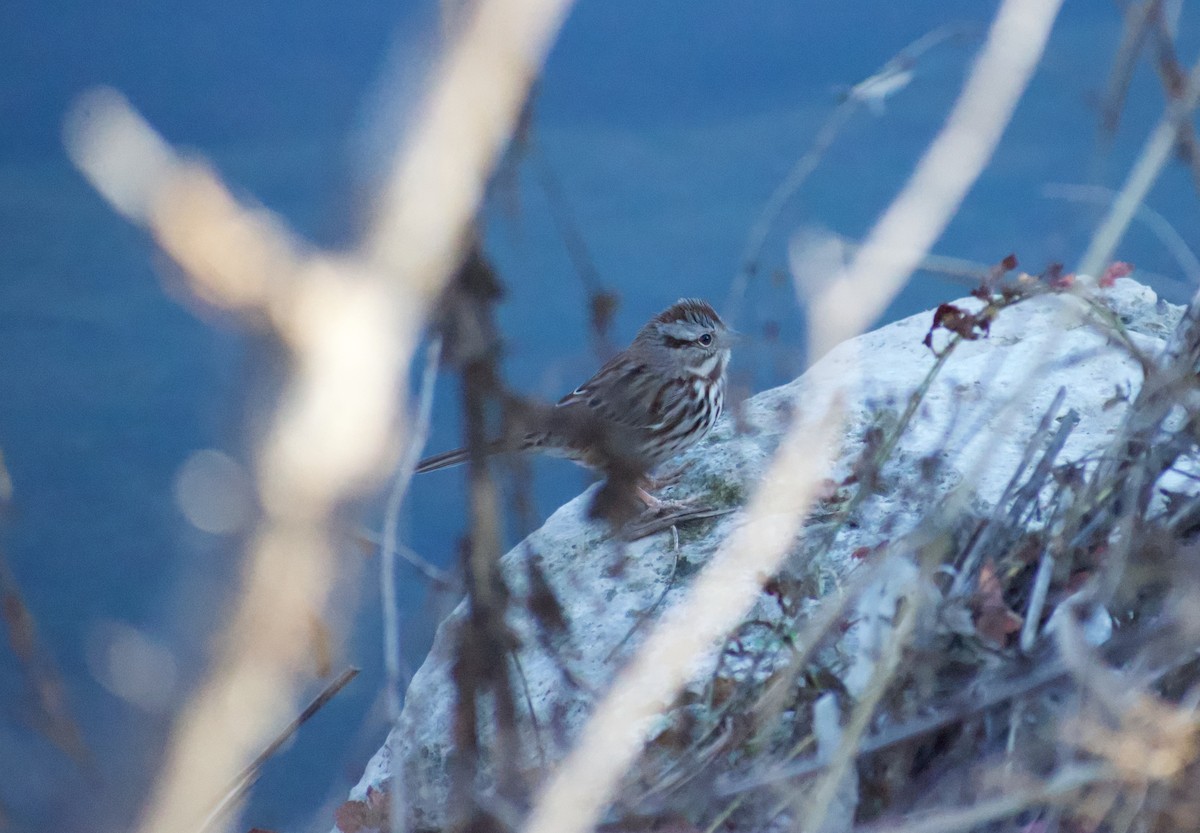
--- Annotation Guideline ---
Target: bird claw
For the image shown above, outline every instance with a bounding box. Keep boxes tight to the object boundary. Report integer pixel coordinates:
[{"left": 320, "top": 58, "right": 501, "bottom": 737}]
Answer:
[
  {"left": 646, "top": 467, "right": 686, "bottom": 491},
  {"left": 636, "top": 486, "right": 694, "bottom": 513}
]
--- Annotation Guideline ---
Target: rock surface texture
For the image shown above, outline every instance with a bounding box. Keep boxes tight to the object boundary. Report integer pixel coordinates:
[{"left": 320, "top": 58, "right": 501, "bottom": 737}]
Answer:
[{"left": 339, "top": 278, "right": 1182, "bottom": 832}]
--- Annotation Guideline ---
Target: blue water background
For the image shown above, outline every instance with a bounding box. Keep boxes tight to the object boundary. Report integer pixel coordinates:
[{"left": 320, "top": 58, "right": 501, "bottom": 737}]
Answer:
[{"left": 2, "top": 1, "right": 1198, "bottom": 830}]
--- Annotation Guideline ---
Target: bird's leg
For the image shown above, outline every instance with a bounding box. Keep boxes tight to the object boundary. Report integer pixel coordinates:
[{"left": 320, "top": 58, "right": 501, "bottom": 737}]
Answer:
[
  {"left": 636, "top": 485, "right": 670, "bottom": 512},
  {"left": 636, "top": 480, "right": 696, "bottom": 514},
  {"left": 624, "top": 484, "right": 734, "bottom": 540}
]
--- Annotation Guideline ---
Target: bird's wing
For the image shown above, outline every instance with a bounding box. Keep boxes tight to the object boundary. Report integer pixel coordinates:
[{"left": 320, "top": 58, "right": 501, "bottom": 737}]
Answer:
[{"left": 555, "top": 357, "right": 684, "bottom": 432}]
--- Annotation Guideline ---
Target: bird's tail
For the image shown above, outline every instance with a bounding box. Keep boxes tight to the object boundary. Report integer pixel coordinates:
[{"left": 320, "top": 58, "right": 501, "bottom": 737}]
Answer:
[
  {"left": 414, "top": 447, "right": 472, "bottom": 474},
  {"left": 417, "top": 423, "right": 558, "bottom": 474},
  {"left": 416, "top": 436, "right": 533, "bottom": 473}
]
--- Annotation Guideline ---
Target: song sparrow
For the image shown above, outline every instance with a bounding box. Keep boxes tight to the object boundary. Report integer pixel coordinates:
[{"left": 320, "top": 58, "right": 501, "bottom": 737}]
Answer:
[{"left": 416, "top": 298, "right": 733, "bottom": 497}]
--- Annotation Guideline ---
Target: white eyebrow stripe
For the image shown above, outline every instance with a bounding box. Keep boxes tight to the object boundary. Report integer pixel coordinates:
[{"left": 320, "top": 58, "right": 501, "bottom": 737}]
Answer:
[{"left": 660, "top": 321, "right": 699, "bottom": 340}]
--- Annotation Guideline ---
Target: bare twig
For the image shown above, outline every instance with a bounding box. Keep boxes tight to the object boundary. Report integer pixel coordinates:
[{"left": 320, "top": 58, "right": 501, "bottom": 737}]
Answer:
[
  {"left": 605, "top": 533, "right": 684, "bottom": 663},
  {"left": 524, "top": 119, "right": 619, "bottom": 359},
  {"left": 807, "top": 0, "right": 1064, "bottom": 357},
  {"left": 381, "top": 336, "right": 442, "bottom": 833},
  {"left": 1019, "top": 546, "right": 1056, "bottom": 653},
  {"left": 854, "top": 763, "right": 1112, "bottom": 833},
  {"left": 1077, "top": 55, "right": 1200, "bottom": 279},
  {"left": 1042, "top": 183, "right": 1200, "bottom": 283},
  {"left": 727, "top": 23, "right": 973, "bottom": 321},
  {"left": 620, "top": 505, "right": 737, "bottom": 541},
  {"left": 198, "top": 667, "right": 360, "bottom": 833},
  {"left": 801, "top": 570, "right": 919, "bottom": 833},
  {"left": 1145, "top": 0, "right": 1200, "bottom": 196},
  {"left": 950, "top": 390, "right": 1074, "bottom": 597},
  {"left": 1099, "top": 0, "right": 1160, "bottom": 137},
  {"left": 0, "top": 544, "right": 90, "bottom": 767},
  {"left": 355, "top": 530, "right": 456, "bottom": 590}
]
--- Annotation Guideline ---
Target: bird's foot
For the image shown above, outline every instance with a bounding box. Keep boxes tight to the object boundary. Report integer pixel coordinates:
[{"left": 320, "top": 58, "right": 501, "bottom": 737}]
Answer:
[
  {"left": 636, "top": 486, "right": 696, "bottom": 514},
  {"left": 646, "top": 467, "right": 687, "bottom": 491}
]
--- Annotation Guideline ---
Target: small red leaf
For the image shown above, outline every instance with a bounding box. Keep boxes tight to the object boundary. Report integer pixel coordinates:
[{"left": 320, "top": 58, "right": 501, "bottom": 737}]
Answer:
[
  {"left": 334, "top": 801, "right": 368, "bottom": 833},
  {"left": 1099, "top": 261, "right": 1133, "bottom": 287},
  {"left": 973, "top": 561, "right": 1023, "bottom": 647},
  {"left": 334, "top": 786, "right": 392, "bottom": 833}
]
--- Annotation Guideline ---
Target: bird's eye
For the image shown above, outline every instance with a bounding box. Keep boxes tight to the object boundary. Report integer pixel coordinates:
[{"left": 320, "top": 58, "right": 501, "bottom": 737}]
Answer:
[{"left": 698, "top": 333, "right": 713, "bottom": 346}]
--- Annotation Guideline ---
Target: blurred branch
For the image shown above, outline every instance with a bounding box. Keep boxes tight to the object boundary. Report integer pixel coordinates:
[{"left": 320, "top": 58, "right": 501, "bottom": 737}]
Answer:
[
  {"left": 444, "top": 247, "right": 526, "bottom": 822},
  {"left": 362, "top": 0, "right": 574, "bottom": 300},
  {"left": 1042, "top": 183, "right": 1200, "bottom": 283},
  {"left": 1100, "top": 0, "right": 1160, "bottom": 137},
  {"left": 1078, "top": 55, "right": 1200, "bottom": 279},
  {"left": 727, "top": 23, "right": 974, "bottom": 322},
  {"left": 355, "top": 530, "right": 456, "bottom": 591},
  {"left": 1145, "top": 0, "right": 1200, "bottom": 196},
  {"left": 63, "top": 1, "right": 574, "bottom": 830},
  {"left": 808, "top": 0, "right": 1063, "bottom": 356},
  {"left": 854, "top": 762, "right": 1113, "bottom": 833}
]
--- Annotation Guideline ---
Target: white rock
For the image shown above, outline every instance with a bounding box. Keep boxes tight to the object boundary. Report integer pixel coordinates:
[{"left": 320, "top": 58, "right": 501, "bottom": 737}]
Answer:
[{"left": 339, "top": 278, "right": 1181, "bottom": 832}]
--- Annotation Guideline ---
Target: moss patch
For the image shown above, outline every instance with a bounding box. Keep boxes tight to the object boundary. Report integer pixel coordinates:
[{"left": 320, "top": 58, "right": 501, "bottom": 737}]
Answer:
[{"left": 699, "top": 472, "right": 747, "bottom": 507}]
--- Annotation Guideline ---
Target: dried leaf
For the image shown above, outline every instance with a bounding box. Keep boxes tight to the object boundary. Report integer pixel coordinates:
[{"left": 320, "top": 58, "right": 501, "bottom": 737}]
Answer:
[
  {"left": 922, "top": 302, "right": 994, "bottom": 349},
  {"left": 333, "top": 800, "right": 368, "bottom": 833},
  {"left": 973, "top": 253, "right": 1019, "bottom": 298},
  {"left": 1039, "top": 262, "right": 1077, "bottom": 289},
  {"left": 973, "top": 560, "right": 1023, "bottom": 647},
  {"left": 710, "top": 676, "right": 738, "bottom": 708},
  {"left": 334, "top": 785, "right": 391, "bottom": 833}
]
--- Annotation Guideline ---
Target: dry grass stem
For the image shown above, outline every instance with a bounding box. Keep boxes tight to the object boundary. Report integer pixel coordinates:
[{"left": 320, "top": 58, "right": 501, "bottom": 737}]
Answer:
[
  {"left": 856, "top": 763, "right": 1114, "bottom": 833},
  {"left": 382, "top": 337, "right": 442, "bottom": 833},
  {"left": 801, "top": 571, "right": 920, "bottom": 833}
]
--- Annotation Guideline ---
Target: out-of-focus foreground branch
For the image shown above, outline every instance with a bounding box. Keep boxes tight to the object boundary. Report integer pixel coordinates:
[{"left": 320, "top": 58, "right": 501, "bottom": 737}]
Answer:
[
  {"left": 62, "top": 1, "right": 574, "bottom": 831},
  {"left": 521, "top": 2, "right": 1063, "bottom": 833},
  {"left": 808, "top": 0, "right": 1064, "bottom": 357}
]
